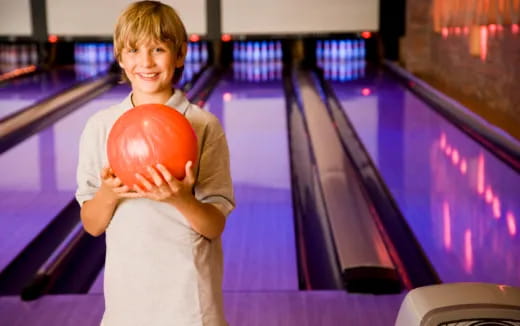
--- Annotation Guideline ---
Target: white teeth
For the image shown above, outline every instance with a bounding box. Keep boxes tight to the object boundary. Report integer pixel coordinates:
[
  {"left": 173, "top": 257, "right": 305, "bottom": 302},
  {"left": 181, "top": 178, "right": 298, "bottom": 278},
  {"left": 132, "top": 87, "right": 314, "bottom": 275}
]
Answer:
[{"left": 140, "top": 73, "right": 157, "bottom": 78}]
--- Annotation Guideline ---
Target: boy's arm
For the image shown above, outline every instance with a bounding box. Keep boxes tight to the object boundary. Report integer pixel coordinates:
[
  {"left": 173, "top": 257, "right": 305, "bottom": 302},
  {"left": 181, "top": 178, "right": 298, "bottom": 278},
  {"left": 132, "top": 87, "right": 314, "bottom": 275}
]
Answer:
[
  {"left": 81, "top": 167, "right": 141, "bottom": 237},
  {"left": 76, "top": 116, "right": 137, "bottom": 237},
  {"left": 169, "top": 195, "right": 226, "bottom": 240},
  {"left": 186, "top": 118, "right": 234, "bottom": 239},
  {"left": 81, "top": 192, "right": 118, "bottom": 237}
]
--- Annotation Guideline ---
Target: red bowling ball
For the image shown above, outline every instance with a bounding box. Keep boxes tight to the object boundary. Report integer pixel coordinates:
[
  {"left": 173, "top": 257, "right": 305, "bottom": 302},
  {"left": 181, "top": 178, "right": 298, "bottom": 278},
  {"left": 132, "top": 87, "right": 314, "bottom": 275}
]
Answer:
[{"left": 107, "top": 103, "right": 198, "bottom": 188}]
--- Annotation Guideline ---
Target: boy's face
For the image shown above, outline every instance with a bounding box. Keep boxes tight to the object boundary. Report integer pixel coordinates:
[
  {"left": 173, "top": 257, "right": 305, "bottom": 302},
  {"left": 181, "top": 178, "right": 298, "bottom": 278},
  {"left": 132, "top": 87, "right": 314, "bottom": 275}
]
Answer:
[{"left": 119, "top": 39, "right": 185, "bottom": 99}]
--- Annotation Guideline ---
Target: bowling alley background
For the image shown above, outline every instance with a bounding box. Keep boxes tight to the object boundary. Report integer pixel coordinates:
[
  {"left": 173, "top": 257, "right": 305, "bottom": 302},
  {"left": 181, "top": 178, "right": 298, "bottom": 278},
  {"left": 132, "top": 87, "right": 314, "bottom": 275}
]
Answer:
[
  {"left": 1, "top": 0, "right": 520, "bottom": 325},
  {"left": 1, "top": 1, "right": 519, "bottom": 135},
  {"left": 403, "top": 0, "right": 520, "bottom": 139}
]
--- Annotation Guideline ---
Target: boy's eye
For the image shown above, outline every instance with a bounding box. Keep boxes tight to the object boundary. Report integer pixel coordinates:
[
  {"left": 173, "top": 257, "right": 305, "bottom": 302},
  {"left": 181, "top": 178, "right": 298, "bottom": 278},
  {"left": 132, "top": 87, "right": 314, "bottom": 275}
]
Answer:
[
  {"left": 127, "top": 48, "right": 137, "bottom": 53},
  {"left": 153, "top": 47, "right": 165, "bottom": 53}
]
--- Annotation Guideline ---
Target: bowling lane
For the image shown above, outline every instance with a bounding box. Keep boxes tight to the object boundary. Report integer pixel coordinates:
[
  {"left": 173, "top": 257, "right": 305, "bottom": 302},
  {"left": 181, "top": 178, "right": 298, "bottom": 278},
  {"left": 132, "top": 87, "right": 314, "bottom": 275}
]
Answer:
[
  {"left": 203, "top": 68, "right": 298, "bottom": 291},
  {"left": 0, "top": 63, "right": 34, "bottom": 74},
  {"left": 0, "top": 63, "right": 110, "bottom": 120},
  {"left": 0, "top": 84, "right": 129, "bottom": 273},
  {"left": 329, "top": 68, "right": 520, "bottom": 286}
]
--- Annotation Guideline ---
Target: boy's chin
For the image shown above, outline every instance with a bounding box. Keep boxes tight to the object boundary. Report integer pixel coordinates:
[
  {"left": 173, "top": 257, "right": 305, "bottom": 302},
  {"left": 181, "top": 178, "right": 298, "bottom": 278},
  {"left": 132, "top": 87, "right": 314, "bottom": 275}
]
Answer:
[
  {"left": 135, "top": 85, "right": 167, "bottom": 93},
  {"left": 133, "top": 86, "right": 174, "bottom": 98}
]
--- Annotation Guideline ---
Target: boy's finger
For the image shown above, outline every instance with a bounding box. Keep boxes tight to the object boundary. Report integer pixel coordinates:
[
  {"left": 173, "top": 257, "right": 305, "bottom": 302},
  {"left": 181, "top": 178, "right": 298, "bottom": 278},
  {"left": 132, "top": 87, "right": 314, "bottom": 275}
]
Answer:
[
  {"left": 157, "top": 164, "right": 180, "bottom": 190},
  {"left": 120, "top": 192, "right": 143, "bottom": 198},
  {"left": 135, "top": 173, "right": 153, "bottom": 191},
  {"left": 156, "top": 164, "right": 172, "bottom": 181},
  {"left": 113, "top": 185, "right": 130, "bottom": 193},
  {"left": 156, "top": 164, "right": 176, "bottom": 183},
  {"left": 184, "top": 161, "right": 195, "bottom": 184},
  {"left": 147, "top": 166, "right": 164, "bottom": 187},
  {"left": 100, "top": 166, "right": 110, "bottom": 179},
  {"left": 133, "top": 183, "right": 145, "bottom": 194},
  {"left": 106, "top": 177, "right": 121, "bottom": 188}
]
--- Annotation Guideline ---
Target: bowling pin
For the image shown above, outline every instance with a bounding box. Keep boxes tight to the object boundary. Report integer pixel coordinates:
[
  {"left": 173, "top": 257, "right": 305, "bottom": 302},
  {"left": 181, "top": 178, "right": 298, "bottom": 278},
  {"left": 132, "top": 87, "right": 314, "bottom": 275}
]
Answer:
[
  {"left": 0, "top": 44, "right": 4, "bottom": 63},
  {"left": 201, "top": 42, "right": 208, "bottom": 63},
  {"left": 339, "top": 40, "right": 346, "bottom": 59},
  {"left": 98, "top": 43, "right": 107, "bottom": 63},
  {"left": 339, "top": 62, "right": 346, "bottom": 82},
  {"left": 331, "top": 40, "right": 338, "bottom": 60},
  {"left": 108, "top": 44, "right": 115, "bottom": 62},
  {"left": 246, "top": 61, "right": 253, "bottom": 81},
  {"left": 233, "top": 61, "right": 240, "bottom": 79},
  {"left": 346, "top": 40, "right": 353, "bottom": 59},
  {"left": 261, "top": 41, "right": 268, "bottom": 62},
  {"left": 268, "top": 41, "right": 275, "bottom": 60},
  {"left": 186, "top": 42, "right": 193, "bottom": 63},
  {"left": 323, "top": 40, "right": 331, "bottom": 59},
  {"left": 193, "top": 42, "right": 201, "bottom": 63},
  {"left": 249, "top": 42, "right": 254, "bottom": 61},
  {"left": 20, "top": 44, "right": 28, "bottom": 65},
  {"left": 316, "top": 40, "right": 323, "bottom": 61},
  {"left": 253, "top": 42, "right": 260, "bottom": 62},
  {"left": 233, "top": 41, "right": 239, "bottom": 62},
  {"left": 275, "top": 41, "right": 282, "bottom": 60}
]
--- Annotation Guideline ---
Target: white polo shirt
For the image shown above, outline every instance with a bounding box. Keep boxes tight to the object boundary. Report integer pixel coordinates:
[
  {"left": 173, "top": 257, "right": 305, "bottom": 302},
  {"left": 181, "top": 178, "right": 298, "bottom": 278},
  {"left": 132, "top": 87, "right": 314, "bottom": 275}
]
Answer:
[{"left": 76, "top": 90, "right": 235, "bottom": 326}]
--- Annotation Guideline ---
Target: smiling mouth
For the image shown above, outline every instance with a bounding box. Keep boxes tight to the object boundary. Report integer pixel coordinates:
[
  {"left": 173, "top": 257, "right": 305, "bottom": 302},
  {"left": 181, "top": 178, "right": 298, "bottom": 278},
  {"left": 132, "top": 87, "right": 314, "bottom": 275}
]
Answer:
[{"left": 137, "top": 73, "right": 159, "bottom": 80}]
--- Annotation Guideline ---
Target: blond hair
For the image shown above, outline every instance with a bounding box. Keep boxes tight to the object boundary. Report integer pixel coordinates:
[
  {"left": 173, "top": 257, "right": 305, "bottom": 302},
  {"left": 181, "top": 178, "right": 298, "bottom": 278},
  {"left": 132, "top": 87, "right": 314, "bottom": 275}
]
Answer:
[{"left": 113, "top": 1, "right": 188, "bottom": 84}]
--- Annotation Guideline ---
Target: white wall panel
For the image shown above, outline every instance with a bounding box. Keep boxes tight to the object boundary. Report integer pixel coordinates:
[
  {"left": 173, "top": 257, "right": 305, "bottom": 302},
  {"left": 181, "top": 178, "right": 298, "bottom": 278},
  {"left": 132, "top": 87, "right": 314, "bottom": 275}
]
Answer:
[
  {"left": 0, "top": 0, "right": 32, "bottom": 36},
  {"left": 222, "top": 0, "right": 379, "bottom": 35},
  {"left": 47, "top": 0, "right": 206, "bottom": 36}
]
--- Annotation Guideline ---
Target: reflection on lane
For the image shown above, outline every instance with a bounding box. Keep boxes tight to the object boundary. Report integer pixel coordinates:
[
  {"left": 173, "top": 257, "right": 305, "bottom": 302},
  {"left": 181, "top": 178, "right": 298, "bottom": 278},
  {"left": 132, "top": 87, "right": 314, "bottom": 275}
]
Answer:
[
  {"left": 0, "top": 84, "right": 129, "bottom": 272},
  {"left": 430, "top": 126, "right": 518, "bottom": 280},
  {"left": 203, "top": 74, "right": 298, "bottom": 291},
  {"left": 0, "top": 64, "right": 110, "bottom": 120},
  {"left": 331, "top": 71, "right": 520, "bottom": 286}
]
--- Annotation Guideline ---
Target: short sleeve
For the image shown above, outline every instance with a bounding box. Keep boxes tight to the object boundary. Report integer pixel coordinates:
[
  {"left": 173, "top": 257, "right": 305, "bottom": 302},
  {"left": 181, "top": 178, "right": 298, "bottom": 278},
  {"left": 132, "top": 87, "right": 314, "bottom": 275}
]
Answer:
[
  {"left": 194, "top": 118, "right": 235, "bottom": 217},
  {"left": 75, "top": 117, "right": 104, "bottom": 206}
]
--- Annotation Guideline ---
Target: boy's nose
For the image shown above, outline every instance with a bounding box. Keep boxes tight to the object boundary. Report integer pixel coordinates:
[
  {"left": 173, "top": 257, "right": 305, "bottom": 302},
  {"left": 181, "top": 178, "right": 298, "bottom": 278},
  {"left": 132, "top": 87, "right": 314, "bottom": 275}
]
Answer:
[{"left": 139, "top": 51, "right": 155, "bottom": 67}]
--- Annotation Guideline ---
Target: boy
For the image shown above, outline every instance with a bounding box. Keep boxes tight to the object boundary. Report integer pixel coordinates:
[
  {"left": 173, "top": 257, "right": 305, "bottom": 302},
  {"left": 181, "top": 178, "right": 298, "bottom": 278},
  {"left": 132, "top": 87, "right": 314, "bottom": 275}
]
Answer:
[{"left": 75, "top": 1, "right": 234, "bottom": 325}]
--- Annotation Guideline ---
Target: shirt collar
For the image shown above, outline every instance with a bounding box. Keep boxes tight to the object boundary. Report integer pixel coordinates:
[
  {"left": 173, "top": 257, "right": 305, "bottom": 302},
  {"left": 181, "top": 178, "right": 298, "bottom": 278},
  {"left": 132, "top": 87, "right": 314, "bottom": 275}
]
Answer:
[{"left": 119, "top": 90, "right": 190, "bottom": 115}]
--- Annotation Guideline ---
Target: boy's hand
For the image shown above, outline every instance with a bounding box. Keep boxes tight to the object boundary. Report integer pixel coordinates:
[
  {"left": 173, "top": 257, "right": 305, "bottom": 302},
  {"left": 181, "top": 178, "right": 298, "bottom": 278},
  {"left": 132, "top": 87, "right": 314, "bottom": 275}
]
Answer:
[
  {"left": 133, "top": 161, "right": 195, "bottom": 204},
  {"left": 98, "top": 166, "right": 141, "bottom": 203}
]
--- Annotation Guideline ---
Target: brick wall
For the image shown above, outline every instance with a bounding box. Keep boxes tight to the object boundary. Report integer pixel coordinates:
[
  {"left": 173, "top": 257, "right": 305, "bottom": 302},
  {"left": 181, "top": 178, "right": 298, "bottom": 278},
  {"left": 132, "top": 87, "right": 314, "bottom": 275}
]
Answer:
[{"left": 400, "top": 0, "right": 520, "bottom": 139}]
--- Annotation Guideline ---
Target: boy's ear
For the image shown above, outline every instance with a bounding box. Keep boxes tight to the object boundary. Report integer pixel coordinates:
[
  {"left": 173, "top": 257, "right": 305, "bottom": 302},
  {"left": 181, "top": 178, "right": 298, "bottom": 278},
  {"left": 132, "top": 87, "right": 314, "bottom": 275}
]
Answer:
[{"left": 175, "top": 43, "right": 187, "bottom": 68}]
